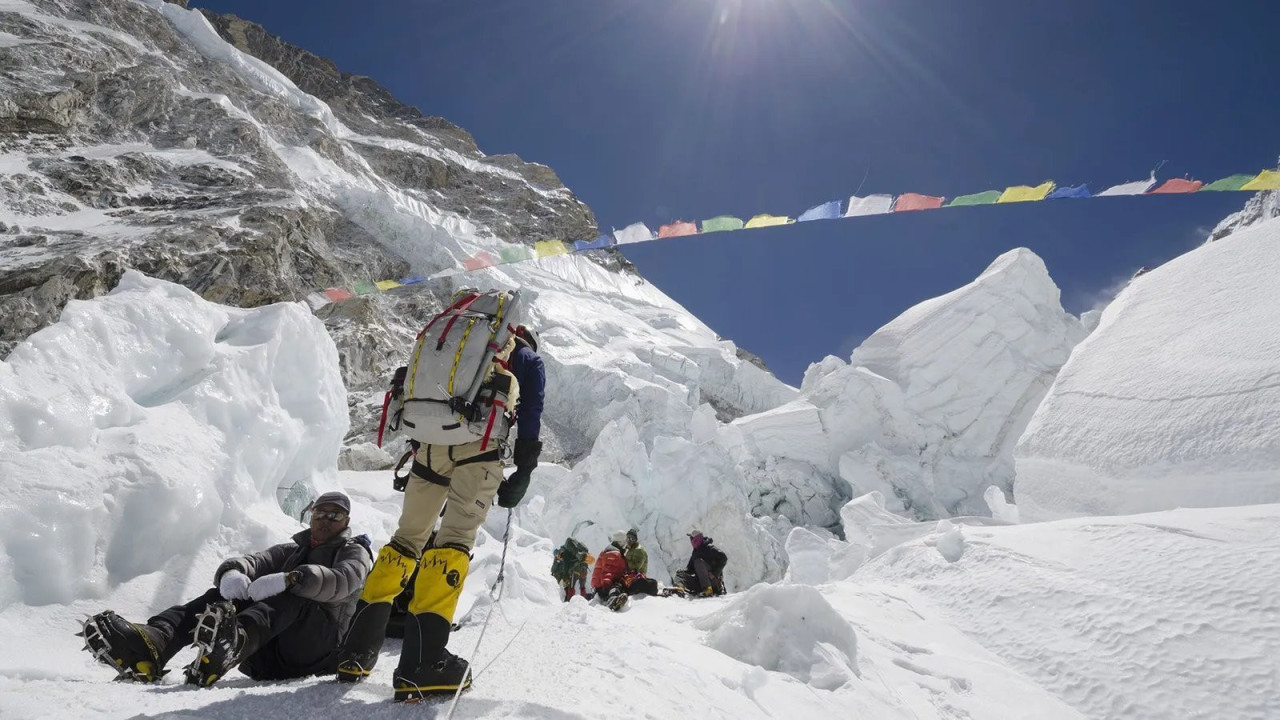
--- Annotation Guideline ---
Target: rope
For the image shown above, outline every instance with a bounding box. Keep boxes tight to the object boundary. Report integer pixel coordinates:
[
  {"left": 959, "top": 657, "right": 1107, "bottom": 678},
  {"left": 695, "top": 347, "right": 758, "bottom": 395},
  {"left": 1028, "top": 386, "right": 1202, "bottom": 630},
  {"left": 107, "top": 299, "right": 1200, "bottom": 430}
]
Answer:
[{"left": 444, "top": 509, "right": 513, "bottom": 720}]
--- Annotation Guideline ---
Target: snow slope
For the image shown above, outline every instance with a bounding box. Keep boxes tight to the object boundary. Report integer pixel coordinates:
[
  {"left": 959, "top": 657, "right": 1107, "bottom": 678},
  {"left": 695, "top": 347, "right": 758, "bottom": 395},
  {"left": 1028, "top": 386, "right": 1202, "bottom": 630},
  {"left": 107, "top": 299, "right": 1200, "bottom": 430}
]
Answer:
[
  {"left": 856, "top": 503, "right": 1280, "bottom": 720},
  {"left": 1016, "top": 216, "right": 1280, "bottom": 520}
]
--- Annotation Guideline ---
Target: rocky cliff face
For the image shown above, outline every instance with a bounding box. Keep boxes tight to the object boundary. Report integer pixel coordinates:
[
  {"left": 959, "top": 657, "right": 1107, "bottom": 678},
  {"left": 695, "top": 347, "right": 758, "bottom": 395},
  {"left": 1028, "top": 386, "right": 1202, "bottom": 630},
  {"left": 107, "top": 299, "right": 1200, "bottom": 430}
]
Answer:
[
  {"left": 0, "top": 0, "right": 782, "bottom": 473},
  {"left": 0, "top": 0, "right": 616, "bottom": 462}
]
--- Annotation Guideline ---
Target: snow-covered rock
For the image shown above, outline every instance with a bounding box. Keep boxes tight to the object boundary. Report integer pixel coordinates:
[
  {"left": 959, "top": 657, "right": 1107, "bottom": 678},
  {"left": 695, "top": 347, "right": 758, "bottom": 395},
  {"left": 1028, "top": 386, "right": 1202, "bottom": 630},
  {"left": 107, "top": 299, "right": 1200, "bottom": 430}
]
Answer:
[
  {"left": 698, "top": 583, "right": 859, "bottom": 690},
  {"left": 0, "top": 272, "right": 346, "bottom": 607},
  {"left": 1016, "top": 216, "right": 1280, "bottom": 520}
]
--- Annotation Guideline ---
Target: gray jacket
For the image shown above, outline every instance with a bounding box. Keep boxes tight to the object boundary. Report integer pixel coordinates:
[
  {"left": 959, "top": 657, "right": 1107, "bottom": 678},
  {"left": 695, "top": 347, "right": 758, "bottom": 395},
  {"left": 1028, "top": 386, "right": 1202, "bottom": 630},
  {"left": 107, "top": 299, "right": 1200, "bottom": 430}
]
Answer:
[{"left": 214, "top": 528, "right": 373, "bottom": 630}]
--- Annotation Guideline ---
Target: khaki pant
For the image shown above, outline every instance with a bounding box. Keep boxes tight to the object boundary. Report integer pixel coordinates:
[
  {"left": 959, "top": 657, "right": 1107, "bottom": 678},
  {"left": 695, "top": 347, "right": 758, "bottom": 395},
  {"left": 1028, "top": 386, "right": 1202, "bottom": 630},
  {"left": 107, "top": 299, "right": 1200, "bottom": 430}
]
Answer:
[{"left": 391, "top": 438, "right": 503, "bottom": 555}]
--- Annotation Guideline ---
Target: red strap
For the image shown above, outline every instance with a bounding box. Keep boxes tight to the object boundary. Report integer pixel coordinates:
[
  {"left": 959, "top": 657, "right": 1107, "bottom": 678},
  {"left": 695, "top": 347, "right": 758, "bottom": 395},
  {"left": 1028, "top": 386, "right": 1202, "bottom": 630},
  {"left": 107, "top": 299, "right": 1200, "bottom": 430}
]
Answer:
[
  {"left": 436, "top": 293, "right": 482, "bottom": 349},
  {"left": 417, "top": 292, "right": 479, "bottom": 340},
  {"left": 376, "top": 390, "right": 393, "bottom": 447},
  {"left": 479, "top": 399, "right": 505, "bottom": 451}
]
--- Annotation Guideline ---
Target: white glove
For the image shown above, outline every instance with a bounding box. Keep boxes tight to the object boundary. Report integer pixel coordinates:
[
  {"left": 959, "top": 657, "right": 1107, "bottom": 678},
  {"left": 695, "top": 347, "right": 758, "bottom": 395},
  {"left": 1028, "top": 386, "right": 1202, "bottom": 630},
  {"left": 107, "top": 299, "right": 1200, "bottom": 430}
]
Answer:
[
  {"left": 218, "top": 570, "right": 251, "bottom": 601},
  {"left": 248, "top": 572, "right": 289, "bottom": 601}
]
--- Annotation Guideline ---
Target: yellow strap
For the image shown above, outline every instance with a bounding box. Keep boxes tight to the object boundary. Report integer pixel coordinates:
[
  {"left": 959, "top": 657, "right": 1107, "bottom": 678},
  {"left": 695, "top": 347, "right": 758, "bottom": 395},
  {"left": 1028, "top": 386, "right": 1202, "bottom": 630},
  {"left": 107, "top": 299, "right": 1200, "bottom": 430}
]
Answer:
[
  {"left": 407, "top": 335, "right": 426, "bottom": 398},
  {"left": 447, "top": 318, "right": 478, "bottom": 397}
]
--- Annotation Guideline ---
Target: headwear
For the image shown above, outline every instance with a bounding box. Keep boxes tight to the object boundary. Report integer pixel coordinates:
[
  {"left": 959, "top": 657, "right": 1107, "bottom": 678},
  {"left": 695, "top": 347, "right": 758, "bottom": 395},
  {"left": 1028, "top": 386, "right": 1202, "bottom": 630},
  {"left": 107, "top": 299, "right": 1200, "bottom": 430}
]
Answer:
[
  {"left": 610, "top": 530, "right": 627, "bottom": 546},
  {"left": 626, "top": 528, "right": 638, "bottom": 542},
  {"left": 311, "top": 491, "right": 351, "bottom": 514},
  {"left": 688, "top": 530, "right": 705, "bottom": 548},
  {"left": 515, "top": 324, "right": 540, "bottom": 353}
]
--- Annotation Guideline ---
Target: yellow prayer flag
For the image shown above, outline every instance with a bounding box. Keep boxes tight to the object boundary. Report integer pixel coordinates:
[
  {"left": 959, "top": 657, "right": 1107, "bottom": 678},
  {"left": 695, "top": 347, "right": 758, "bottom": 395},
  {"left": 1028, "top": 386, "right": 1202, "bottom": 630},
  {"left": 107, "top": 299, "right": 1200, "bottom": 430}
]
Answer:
[
  {"left": 744, "top": 214, "right": 794, "bottom": 229},
  {"left": 375, "top": 280, "right": 402, "bottom": 291},
  {"left": 535, "top": 239, "right": 569, "bottom": 257},
  {"left": 997, "top": 181, "right": 1056, "bottom": 203},
  {"left": 1241, "top": 170, "right": 1280, "bottom": 191}
]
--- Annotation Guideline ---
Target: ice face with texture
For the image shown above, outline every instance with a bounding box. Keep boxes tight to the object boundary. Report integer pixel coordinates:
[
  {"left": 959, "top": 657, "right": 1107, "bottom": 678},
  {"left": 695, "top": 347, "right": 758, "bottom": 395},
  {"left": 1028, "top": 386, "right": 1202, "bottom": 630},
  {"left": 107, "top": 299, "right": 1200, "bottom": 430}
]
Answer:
[
  {"left": 1016, "top": 216, "right": 1280, "bottom": 520},
  {"left": 0, "top": 272, "right": 347, "bottom": 606}
]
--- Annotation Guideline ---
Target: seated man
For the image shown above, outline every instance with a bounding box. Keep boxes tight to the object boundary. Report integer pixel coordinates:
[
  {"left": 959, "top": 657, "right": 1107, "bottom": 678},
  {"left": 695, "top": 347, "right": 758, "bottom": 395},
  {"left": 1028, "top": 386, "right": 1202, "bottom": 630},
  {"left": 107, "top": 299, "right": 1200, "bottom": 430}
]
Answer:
[
  {"left": 590, "top": 531, "right": 631, "bottom": 611},
  {"left": 80, "top": 491, "right": 373, "bottom": 687},
  {"left": 621, "top": 528, "right": 658, "bottom": 597},
  {"left": 675, "top": 530, "right": 727, "bottom": 597}
]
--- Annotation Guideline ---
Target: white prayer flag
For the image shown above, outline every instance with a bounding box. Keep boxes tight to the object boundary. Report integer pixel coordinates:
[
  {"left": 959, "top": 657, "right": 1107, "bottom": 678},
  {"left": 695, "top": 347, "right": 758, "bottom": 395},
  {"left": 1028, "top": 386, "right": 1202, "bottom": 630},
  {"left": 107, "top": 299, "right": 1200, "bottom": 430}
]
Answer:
[
  {"left": 1097, "top": 173, "right": 1157, "bottom": 196},
  {"left": 613, "top": 222, "right": 654, "bottom": 245},
  {"left": 844, "top": 194, "right": 895, "bottom": 217}
]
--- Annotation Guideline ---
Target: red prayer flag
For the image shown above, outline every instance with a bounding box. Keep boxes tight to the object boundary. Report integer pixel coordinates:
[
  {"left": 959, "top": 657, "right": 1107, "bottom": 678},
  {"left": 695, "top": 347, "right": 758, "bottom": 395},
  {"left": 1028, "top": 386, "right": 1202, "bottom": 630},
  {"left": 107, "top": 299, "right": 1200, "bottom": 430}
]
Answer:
[
  {"left": 323, "top": 288, "right": 354, "bottom": 302},
  {"left": 893, "top": 193, "right": 946, "bottom": 212},
  {"left": 463, "top": 252, "right": 498, "bottom": 271},
  {"left": 1148, "top": 178, "right": 1204, "bottom": 194},
  {"left": 658, "top": 221, "right": 699, "bottom": 238}
]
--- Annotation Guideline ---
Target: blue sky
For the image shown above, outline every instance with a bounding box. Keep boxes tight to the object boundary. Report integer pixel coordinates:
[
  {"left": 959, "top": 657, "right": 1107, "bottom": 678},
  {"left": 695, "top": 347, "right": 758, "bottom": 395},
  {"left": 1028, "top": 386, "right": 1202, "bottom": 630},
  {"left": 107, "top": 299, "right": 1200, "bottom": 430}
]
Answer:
[{"left": 196, "top": 0, "right": 1278, "bottom": 385}]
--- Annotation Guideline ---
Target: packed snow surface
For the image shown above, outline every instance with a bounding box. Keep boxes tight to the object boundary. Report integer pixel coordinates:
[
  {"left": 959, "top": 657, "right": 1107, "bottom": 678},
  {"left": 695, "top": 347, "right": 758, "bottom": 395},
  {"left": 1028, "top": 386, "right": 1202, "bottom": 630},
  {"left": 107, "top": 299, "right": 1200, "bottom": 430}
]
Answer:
[{"left": 1017, "top": 215, "right": 1280, "bottom": 520}]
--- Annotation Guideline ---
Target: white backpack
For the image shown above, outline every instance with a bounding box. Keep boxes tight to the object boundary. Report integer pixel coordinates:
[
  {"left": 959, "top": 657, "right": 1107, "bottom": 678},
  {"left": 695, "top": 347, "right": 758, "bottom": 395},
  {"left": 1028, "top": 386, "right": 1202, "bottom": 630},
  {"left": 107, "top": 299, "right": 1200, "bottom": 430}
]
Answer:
[{"left": 397, "top": 288, "right": 524, "bottom": 449}]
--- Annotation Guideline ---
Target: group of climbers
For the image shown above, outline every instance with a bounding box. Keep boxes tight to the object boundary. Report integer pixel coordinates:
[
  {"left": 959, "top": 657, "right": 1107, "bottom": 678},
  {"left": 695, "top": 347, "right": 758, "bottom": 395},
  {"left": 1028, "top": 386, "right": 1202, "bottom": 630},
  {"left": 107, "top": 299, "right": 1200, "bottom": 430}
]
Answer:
[
  {"left": 552, "top": 527, "right": 728, "bottom": 610},
  {"left": 77, "top": 286, "right": 731, "bottom": 705}
]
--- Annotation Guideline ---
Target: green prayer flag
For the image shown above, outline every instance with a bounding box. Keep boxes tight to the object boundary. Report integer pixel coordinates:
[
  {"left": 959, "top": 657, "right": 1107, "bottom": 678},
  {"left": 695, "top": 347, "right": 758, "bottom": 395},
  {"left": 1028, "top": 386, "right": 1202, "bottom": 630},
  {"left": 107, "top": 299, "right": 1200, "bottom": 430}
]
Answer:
[
  {"left": 946, "top": 190, "right": 1002, "bottom": 207},
  {"left": 701, "top": 215, "right": 745, "bottom": 233}
]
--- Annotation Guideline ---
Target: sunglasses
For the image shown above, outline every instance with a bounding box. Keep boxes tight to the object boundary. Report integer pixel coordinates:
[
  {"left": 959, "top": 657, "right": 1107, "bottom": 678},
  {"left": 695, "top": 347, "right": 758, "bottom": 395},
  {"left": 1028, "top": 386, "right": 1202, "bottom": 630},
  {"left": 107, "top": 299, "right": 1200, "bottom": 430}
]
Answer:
[{"left": 311, "top": 510, "right": 348, "bottom": 522}]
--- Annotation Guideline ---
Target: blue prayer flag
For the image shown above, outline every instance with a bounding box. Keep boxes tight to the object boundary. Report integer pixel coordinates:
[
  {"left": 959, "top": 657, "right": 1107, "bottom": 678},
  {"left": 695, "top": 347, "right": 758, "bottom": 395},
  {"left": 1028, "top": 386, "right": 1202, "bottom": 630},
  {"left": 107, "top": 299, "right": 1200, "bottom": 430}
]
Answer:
[
  {"left": 398, "top": 276, "right": 427, "bottom": 285},
  {"left": 574, "top": 234, "right": 616, "bottom": 252},
  {"left": 798, "top": 200, "right": 842, "bottom": 222},
  {"left": 1046, "top": 184, "right": 1091, "bottom": 199}
]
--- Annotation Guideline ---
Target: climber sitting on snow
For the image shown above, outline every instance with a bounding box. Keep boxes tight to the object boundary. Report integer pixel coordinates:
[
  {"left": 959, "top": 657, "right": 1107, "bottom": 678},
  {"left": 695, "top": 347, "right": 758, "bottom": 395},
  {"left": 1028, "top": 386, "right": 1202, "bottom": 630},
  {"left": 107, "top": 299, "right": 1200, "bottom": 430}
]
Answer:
[
  {"left": 676, "top": 530, "right": 727, "bottom": 597},
  {"left": 551, "top": 536, "right": 592, "bottom": 602},
  {"left": 79, "top": 491, "right": 373, "bottom": 687},
  {"left": 590, "top": 531, "right": 633, "bottom": 610},
  {"left": 622, "top": 528, "right": 659, "bottom": 597}
]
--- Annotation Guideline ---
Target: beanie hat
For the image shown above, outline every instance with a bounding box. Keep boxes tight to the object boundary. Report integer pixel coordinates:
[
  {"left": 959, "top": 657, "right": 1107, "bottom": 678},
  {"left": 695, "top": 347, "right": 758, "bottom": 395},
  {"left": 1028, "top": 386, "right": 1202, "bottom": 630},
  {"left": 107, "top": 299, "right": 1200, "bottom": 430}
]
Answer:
[{"left": 312, "top": 491, "right": 351, "bottom": 514}]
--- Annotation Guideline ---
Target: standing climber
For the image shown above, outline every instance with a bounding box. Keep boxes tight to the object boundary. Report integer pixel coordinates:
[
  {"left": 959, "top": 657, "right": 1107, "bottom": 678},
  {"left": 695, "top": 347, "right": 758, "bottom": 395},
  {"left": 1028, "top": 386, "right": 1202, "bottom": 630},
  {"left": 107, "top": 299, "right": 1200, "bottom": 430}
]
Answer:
[
  {"left": 551, "top": 536, "right": 591, "bottom": 601},
  {"left": 337, "top": 287, "right": 545, "bottom": 702}
]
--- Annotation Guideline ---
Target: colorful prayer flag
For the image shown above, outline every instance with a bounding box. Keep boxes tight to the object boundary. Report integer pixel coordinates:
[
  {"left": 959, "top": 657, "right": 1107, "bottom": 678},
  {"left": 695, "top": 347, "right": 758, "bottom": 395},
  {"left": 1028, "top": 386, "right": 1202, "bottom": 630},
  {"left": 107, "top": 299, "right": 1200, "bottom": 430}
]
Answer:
[
  {"left": 464, "top": 252, "right": 498, "bottom": 271},
  {"left": 500, "top": 246, "right": 533, "bottom": 264},
  {"left": 1148, "top": 178, "right": 1204, "bottom": 194},
  {"left": 573, "top": 235, "right": 615, "bottom": 252},
  {"left": 375, "top": 280, "right": 401, "bottom": 291},
  {"left": 1241, "top": 170, "right": 1280, "bottom": 191},
  {"left": 744, "top": 214, "right": 794, "bottom": 229},
  {"left": 353, "top": 282, "right": 377, "bottom": 295},
  {"left": 398, "top": 276, "right": 427, "bottom": 285},
  {"left": 798, "top": 201, "right": 841, "bottom": 222},
  {"left": 1201, "top": 174, "right": 1255, "bottom": 192},
  {"left": 658, "top": 221, "right": 699, "bottom": 238},
  {"left": 1098, "top": 174, "right": 1156, "bottom": 196},
  {"left": 701, "top": 215, "right": 744, "bottom": 233},
  {"left": 997, "top": 182, "right": 1055, "bottom": 203},
  {"left": 614, "top": 222, "right": 653, "bottom": 245},
  {"left": 947, "top": 190, "right": 1001, "bottom": 207},
  {"left": 305, "top": 292, "right": 331, "bottom": 310},
  {"left": 1047, "top": 184, "right": 1092, "bottom": 199},
  {"left": 844, "top": 194, "right": 895, "bottom": 217},
  {"left": 893, "top": 193, "right": 945, "bottom": 212},
  {"left": 323, "top": 288, "right": 354, "bottom": 302},
  {"left": 535, "top": 240, "right": 569, "bottom": 257}
]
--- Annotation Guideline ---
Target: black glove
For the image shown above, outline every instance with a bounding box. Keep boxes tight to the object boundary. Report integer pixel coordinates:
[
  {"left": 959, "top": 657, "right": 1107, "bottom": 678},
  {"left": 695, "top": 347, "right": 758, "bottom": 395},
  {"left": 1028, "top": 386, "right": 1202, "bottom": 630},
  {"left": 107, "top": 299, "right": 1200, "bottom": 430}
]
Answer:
[{"left": 497, "top": 439, "right": 541, "bottom": 508}]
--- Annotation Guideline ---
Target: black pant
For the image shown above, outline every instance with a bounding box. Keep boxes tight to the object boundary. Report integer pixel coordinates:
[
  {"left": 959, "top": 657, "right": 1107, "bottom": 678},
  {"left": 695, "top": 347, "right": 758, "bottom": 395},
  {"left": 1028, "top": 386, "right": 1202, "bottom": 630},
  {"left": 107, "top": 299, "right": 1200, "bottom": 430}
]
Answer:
[
  {"left": 680, "top": 559, "right": 723, "bottom": 594},
  {"left": 148, "top": 587, "right": 340, "bottom": 680}
]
